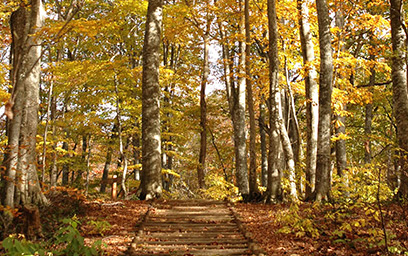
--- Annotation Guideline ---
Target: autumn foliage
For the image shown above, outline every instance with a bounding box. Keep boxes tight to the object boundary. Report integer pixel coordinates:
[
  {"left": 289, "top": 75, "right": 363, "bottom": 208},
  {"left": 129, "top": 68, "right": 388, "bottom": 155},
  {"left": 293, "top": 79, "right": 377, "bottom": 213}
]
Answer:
[{"left": 0, "top": 0, "right": 408, "bottom": 254}]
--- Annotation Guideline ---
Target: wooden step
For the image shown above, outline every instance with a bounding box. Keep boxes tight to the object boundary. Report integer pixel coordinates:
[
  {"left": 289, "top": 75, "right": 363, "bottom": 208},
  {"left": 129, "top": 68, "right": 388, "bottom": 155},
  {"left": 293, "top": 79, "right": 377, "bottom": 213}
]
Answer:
[{"left": 128, "top": 200, "right": 260, "bottom": 256}]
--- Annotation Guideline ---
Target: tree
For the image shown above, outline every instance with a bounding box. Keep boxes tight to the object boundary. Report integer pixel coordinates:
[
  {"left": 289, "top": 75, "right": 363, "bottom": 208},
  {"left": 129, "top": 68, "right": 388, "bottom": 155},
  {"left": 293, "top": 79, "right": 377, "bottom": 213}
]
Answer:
[
  {"left": 245, "top": 0, "right": 259, "bottom": 197},
  {"left": 314, "top": 0, "right": 333, "bottom": 202},
  {"left": 196, "top": 1, "right": 212, "bottom": 190},
  {"left": 334, "top": 7, "right": 347, "bottom": 178},
  {"left": 2, "top": 0, "right": 48, "bottom": 212},
  {"left": 218, "top": 2, "right": 250, "bottom": 199},
  {"left": 297, "top": 0, "right": 318, "bottom": 199},
  {"left": 232, "top": 0, "right": 250, "bottom": 199},
  {"left": 266, "top": 0, "right": 282, "bottom": 203},
  {"left": 390, "top": 0, "right": 408, "bottom": 199},
  {"left": 139, "top": 0, "right": 163, "bottom": 200}
]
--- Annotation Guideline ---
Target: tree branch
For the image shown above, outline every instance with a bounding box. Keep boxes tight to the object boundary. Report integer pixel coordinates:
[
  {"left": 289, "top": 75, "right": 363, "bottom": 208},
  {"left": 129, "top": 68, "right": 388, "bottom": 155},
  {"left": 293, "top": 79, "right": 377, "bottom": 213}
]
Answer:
[{"left": 356, "top": 80, "right": 392, "bottom": 88}]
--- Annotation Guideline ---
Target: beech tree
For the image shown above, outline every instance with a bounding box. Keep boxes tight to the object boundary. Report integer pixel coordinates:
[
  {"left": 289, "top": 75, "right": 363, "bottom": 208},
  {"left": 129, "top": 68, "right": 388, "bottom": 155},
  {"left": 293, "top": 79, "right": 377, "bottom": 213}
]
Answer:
[
  {"left": 390, "top": 0, "right": 408, "bottom": 199},
  {"left": 2, "top": 0, "right": 48, "bottom": 213},
  {"left": 218, "top": 2, "right": 250, "bottom": 199},
  {"left": 245, "top": 0, "right": 259, "bottom": 197},
  {"left": 266, "top": 0, "right": 281, "bottom": 203},
  {"left": 314, "top": 0, "right": 333, "bottom": 202},
  {"left": 297, "top": 0, "right": 318, "bottom": 199},
  {"left": 139, "top": 0, "right": 163, "bottom": 200}
]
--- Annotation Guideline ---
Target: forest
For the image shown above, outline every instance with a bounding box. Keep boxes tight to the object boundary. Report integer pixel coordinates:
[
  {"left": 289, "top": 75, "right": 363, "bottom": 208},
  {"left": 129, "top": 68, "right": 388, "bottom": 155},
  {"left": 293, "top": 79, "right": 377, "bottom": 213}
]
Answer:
[{"left": 0, "top": 0, "right": 408, "bottom": 254}]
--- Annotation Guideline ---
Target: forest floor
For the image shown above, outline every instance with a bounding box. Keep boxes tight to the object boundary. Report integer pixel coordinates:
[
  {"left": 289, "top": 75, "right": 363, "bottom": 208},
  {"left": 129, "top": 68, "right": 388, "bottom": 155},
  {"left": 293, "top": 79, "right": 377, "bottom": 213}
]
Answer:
[
  {"left": 73, "top": 198, "right": 408, "bottom": 255},
  {"left": 4, "top": 189, "right": 399, "bottom": 255}
]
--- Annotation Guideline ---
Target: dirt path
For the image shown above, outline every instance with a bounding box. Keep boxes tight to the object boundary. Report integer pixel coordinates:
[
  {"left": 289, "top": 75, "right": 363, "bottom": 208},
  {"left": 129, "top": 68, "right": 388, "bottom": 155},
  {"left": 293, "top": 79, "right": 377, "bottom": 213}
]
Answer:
[{"left": 127, "top": 199, "right": 265, "bottom": 256}]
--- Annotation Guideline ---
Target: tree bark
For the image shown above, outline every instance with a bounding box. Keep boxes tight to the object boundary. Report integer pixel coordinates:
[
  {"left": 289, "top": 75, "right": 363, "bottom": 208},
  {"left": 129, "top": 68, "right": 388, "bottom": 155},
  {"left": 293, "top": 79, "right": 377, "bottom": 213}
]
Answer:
[
  {"left": 232, "top": 1, "right": 250, "bottom": 199},
  {"left": 335, "top": 113, "right": 347, "bottom": 176},
  {"left": 139, "top": 0, "right": 163, "bottom": 200},
  {"left": 85, "top": 136, "right": 92, "bottom": 196},
  {"left": 284, "top": 59, "right": 301, "bottom": 198},
  {"left": 364, "top": 63, "right": 375, "bottom": 164},
  {"left": 219, "top": 9, "right": 249, "bottom": 199},
  {"left": 314, "top": 0, "right": 333, "bottom": 202},
  {"left": 245, "top": 0, "right": 258, "bottom": 196},
  {"left": 390, "top": 0, "right": 408, "bottom": 199},
  {"left": 334, "top": 8, "right": 347, "bottom": 178},
  {"left": 100, "top": 146, "right": 113, "bottom": 193},
  {"left": 41, "top": 77, "right": 53, "bottom": 185},
  {"left": 61, "top": 141, "right": 70, "bottom": 186},
  {"left": 197, "top": 21, "right": 210, "bottom": 189},
  {"left": 297, "top": 0, "right": 318, "bottom": 199},
  {"left": 115, "top": 79, "right": 128, "bottom": 198},
  {"left": 266, "top": 0, "right": 282, "bottom": 203},
  {"left": 132, "top": 128, "right": 141, "bottom": 181},
  {"left": 259, "top": 101, "right": 268, "bottom": 187},
  {"left": 3, "top": 0, "right": 48, "bottom": 211},
  {"left": 49, "top": 95, "right": 58, "bottom": 187}
]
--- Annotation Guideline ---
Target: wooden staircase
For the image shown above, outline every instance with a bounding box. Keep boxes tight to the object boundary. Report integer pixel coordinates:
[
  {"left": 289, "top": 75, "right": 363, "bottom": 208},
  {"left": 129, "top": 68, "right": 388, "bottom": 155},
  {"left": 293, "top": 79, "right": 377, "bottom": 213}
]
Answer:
[{"left": 127, "top": 200, "right": 265, "bottom": 256}]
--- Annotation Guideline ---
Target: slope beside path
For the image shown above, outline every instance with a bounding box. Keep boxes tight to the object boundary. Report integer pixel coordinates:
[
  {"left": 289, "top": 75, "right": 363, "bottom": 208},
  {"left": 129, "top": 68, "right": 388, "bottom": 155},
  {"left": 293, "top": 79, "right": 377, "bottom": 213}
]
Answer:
[{"left": 127, "top": 199, "right": 265, "bottom": 256}]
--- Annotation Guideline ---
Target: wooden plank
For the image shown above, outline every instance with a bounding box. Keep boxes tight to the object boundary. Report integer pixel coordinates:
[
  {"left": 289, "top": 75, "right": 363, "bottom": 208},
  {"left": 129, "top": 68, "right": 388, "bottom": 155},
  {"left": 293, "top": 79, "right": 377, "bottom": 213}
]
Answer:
[
  {"left": 130, "top": 248, "right": 252, "bottom": 256},
  {"left": 137, "top": 238, "right": 249, "bottom": 245},
  {"left": 129, "top": 200, "right": 257, "bottom": 256}
]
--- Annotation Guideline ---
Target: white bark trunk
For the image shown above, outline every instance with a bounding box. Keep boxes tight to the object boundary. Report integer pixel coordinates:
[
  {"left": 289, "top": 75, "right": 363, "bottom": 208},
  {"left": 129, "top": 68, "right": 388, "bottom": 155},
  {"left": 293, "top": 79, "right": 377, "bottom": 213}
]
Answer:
[
  {"left": 315, "top": 0, "right": 333, "bottom": 202},
  {"left": 390, "top": 0, "right": 408, "bottom": 198},
  {"left": 298, "top": 0, "right": 318, "bottom": 199},
  {"left": 140, "top": 0, "right": 163, "bottom": 200},
  {"left": 266, "top": 0, "right": 282, "bottom": 203},
  {"left": 3, "top": 0, "right": 47, "bottom": 209}
]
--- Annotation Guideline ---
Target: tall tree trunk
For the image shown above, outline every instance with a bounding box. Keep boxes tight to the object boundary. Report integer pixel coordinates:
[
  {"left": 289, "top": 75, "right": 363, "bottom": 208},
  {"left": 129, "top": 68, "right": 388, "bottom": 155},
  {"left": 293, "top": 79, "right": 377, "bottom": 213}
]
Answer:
[
  {"left": 74, "top": 134, "right": 88, "bottom": 184},
  {"left": 219, "top": 24, "right": 233, "bottom": 115},
  {"left": 284, "top": 63, "right": 301, "bottom": 165},
  {"left": 259, "top": 101, "right": 268, "bottom": 187},
  {"left": 100, "top": 146, "right": 113, "bottom": 193},
  {"left": 232, "top": 2, "right": 250, "bottom": 199},
  {"left": 49, "top": 96, "right": 58, "bottom": 187},
  {"left": 219, "top": 10, "right": 249, "bottom": 199},
  {"left": 245, "top": 0, "right": 258, "bottom": 196},
  {"left": 364, "top": 63, "right": 375, "bottom": 164},
  {"left": 162, "top": 43, "right": 173, "bottom": 191},
  {"left": 314, "top": 0, "right": 333, "bottom": 202},
  {"left": 335, "top": 113, "right": 347, "bottom": 176},
  {"left": 284, "top": 58, "right": 301, "bottom": 198},
  {"left": 85, "top": 136, "right": 92, "bottom": 196},
  {"left": 197, "top": 23, "right": 210, "bottom": 189},
  {"left": 61, "top": 141, "right": 70, "bottom": 186},
  {"left": 390, "top": 0, "right": 408, "bottom": 199},
  {"left": 3, "top": 0, "right": 48, "bottom": 212},
  {"left": 334, "top": 8, "right": 347, "bottom": 178},
  {"left": 115, "top": 77, "right": 128, "bottom": 198},
  {"left": 266, "top": 0, "right": 282, "bottom": 203},
  {"left": 297, "top": 0, "right": 318, "bottom": 199},
  {"left": 132, "top": 127, "right": 141, "bottom": 181},
  {"left": 139, "top": 0, "right": 163, "bottom": 200},
  {"left": 100, "top": 124, "right": 117, "bottom": 193},
  {"left": 41, "top": 71, "right": 53, "bottom": 185},
  {"left": 278, "top": 120, "right": 298, "bottom": 200}
]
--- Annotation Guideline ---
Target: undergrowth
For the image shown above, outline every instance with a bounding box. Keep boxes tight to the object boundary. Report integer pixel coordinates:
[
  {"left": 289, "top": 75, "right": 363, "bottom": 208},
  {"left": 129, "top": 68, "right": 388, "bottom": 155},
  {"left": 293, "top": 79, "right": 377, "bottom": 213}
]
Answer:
[{"left": 1, "top": 216, "right": 104, "bottom": 256}]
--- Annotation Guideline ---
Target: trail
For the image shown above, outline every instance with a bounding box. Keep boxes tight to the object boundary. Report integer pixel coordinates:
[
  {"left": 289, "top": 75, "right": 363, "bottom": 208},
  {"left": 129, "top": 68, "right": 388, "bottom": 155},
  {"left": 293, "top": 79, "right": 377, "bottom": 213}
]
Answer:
[{"left": 127, "top": 199, "right": 265, "bottom": 256}]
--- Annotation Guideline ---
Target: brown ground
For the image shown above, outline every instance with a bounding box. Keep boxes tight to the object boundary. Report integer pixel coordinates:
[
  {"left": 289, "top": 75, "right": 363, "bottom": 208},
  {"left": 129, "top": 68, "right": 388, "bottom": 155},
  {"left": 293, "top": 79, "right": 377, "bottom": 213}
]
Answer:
[
  {"left": 80, "top": 200, "right": 148, "bottom": 255},
  {"left": 42, "top": 196, "right": 408, "bottom": 255},
  {"left": 233, "top": 202, "right": 408, "bottom": 255}
]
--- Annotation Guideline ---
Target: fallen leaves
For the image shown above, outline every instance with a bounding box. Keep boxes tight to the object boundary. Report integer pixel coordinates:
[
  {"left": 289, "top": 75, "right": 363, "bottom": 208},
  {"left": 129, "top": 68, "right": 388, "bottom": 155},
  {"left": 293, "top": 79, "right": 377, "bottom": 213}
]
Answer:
[
  {"left": 233, "top": 202, "right": 408, "bottom": 255},
  {"left": 79, "top": 200, "right": 148, "bottom": 255}
]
